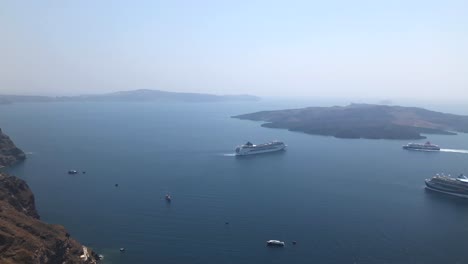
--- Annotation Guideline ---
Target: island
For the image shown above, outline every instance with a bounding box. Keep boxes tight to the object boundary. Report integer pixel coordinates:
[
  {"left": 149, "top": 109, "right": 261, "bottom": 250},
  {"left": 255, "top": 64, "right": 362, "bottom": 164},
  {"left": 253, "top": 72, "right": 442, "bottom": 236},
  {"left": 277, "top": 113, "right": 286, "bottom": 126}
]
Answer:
[
  {"left": 0, "top": 129, "right": 98, "bottom": 263},
  {"left": 232, "top": 103, "right": 468, "bottom": 140},
  {"left": 0, "top": 89, "right": 260, "bottom": 104}
]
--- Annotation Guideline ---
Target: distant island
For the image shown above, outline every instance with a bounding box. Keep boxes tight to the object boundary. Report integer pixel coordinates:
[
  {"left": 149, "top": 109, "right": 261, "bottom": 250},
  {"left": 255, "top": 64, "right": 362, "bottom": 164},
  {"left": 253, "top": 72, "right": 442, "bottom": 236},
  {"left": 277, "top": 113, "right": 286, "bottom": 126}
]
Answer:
[
  {"left": 0, "top": 89, "right": 260, "bottom": 104},
  {"left": 233, "top": 104, "right": 468, "bottom": 140}
]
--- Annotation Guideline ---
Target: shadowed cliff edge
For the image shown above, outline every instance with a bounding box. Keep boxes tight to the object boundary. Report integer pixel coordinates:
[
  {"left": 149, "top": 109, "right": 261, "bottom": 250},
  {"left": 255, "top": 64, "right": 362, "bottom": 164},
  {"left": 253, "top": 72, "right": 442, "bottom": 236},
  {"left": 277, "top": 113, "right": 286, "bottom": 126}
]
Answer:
[
  {"left": 0, "top": 128, "right": 26, "bottom": 168},
  {"left": 0, "top": 129, "right": 98, "bottom": 263}
]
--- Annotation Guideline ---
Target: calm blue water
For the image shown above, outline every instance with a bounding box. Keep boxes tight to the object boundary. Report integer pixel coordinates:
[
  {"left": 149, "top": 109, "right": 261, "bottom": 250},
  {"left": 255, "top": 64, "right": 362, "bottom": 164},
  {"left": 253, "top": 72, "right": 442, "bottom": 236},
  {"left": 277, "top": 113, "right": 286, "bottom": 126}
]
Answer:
[{"left": 2, "top": 100, "right": 468, "bottom": 264}]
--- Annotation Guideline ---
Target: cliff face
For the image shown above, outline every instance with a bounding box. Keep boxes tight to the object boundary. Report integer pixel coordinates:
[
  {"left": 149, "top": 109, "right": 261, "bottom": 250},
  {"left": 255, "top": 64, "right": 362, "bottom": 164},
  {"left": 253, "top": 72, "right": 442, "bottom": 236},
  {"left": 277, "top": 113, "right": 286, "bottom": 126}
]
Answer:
[
  {"left": 0, "top": 128, "right": 26, "bottom": 167},
  {"left": 0, "top": 173, "right": 99, "bottom": 264}
]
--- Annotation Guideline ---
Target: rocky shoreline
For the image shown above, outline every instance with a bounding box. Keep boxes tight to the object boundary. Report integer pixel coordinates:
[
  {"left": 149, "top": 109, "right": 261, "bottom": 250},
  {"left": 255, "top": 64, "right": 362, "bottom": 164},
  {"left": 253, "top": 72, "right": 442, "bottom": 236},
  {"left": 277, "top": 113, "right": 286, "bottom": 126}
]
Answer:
[
  {"left": 0, "top": 128, "right": 26, "bottom": 167},
  {"left": 0, "top": 129, "right": 99, "bottom": 263}
]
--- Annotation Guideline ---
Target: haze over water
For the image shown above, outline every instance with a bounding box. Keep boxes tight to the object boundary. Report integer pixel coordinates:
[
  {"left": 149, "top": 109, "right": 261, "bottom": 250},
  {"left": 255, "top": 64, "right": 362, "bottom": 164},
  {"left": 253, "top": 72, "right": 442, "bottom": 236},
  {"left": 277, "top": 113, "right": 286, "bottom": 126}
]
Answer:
[{"left": 2, "top": 100, "right": 468, "bottom": 264}]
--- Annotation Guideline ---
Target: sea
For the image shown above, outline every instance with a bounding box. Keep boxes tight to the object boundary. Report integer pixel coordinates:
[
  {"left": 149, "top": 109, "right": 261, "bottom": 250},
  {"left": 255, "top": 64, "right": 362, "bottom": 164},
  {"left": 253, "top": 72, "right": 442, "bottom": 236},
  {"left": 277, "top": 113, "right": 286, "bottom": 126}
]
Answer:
[{"left": 1, "top": 99, "right": 468, "bottom": 264}]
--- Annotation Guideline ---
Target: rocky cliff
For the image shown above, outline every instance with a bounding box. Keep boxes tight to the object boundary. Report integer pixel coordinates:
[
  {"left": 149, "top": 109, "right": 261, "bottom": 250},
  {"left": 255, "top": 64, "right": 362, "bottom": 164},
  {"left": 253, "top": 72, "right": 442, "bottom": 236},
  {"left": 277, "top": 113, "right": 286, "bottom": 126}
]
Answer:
[
  {"left": 0, "top": 128, "right": 26, "bottom": 167},
  {"left": 0, "top": 173, "right": 99, "bottom": 263}
]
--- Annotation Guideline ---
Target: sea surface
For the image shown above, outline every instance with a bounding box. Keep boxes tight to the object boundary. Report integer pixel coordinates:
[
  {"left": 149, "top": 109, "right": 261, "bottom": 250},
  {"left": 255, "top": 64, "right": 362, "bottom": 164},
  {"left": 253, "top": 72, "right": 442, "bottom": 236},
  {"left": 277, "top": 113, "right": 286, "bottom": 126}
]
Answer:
[{"left": 2, "top": 99, "right": 468, "bottom": 264}]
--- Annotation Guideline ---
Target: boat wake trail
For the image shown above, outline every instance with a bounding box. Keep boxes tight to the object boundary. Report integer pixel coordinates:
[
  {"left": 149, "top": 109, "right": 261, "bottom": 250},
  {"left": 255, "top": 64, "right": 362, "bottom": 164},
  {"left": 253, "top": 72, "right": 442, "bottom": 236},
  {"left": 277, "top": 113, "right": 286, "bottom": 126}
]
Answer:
[
  {"left": 222, "top": 153, "right": 236, "bottom": 157},
  {"left": 440, "top": 149, "right": 468, "bottom": 154}
]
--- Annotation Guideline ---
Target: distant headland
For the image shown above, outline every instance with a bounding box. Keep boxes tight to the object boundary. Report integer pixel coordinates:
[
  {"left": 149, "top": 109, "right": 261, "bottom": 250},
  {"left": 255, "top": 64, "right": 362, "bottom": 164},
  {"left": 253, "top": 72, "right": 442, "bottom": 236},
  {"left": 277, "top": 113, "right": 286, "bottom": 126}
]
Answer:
[
  {"left": 0, "top": 89, "right": 260, "bottom": 104},
  {"left": 0, "top": 128, "right": 26, "bottom": 167},
  {"left": 233, "top": 103, "right": 468, "bottom": 140}
]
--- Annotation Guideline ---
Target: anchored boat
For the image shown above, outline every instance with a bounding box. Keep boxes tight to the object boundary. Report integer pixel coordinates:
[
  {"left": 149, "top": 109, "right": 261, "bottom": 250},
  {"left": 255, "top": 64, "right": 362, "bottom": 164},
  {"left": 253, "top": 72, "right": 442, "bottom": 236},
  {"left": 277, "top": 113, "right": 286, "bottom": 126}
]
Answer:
[{"left": 266, "top": 240, "right": 285, "bottom": 247}]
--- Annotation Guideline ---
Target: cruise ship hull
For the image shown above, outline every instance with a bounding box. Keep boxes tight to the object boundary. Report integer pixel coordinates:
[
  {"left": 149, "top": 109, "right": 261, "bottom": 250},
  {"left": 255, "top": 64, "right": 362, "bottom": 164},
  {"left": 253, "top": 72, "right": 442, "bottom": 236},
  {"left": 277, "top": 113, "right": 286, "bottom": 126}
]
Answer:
[
  {"left": 403, "top": 146, "right": 440, "bottom": 151},
  {"left": 235, "top": 145, "right": 286, "bottom": 156},
  {"left": 425, "top": 180, "right": 468, "bottom": 198}
]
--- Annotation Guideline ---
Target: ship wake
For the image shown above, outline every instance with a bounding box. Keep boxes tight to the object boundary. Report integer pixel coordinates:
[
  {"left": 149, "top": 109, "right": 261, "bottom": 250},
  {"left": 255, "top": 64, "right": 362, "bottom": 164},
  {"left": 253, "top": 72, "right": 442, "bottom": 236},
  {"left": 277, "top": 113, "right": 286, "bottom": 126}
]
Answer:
[{"left": 440, "top": 149, "right": 468, "bottom": 154}]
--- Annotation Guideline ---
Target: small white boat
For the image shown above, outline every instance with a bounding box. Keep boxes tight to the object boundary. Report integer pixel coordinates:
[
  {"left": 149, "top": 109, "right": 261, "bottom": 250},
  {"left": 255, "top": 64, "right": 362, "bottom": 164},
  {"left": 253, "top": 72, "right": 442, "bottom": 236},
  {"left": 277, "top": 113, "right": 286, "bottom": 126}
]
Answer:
[{"left": 266, "top": 240, "right": 285, "bottom": 246}]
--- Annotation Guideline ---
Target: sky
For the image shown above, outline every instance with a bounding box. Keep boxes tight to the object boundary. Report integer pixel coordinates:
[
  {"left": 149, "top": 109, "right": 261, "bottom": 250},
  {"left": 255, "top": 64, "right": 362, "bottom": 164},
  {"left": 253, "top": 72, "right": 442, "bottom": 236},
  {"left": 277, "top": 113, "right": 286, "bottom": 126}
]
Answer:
[{"left": 1, "top": 0, "right": 467, "bottom": 100}]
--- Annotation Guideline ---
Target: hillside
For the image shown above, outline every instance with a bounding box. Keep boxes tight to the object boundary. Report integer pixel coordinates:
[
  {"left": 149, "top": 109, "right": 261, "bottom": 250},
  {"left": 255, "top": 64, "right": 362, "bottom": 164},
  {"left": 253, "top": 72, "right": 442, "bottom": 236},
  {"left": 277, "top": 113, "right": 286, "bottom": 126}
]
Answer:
[
  {"left": 0, "top": 129, "right": 98, "bottom": 263},
  {"left": 0, "top": 129, "right": 26, "bottom": 167},
  {"left": 0, "top": 173, "right": 98, "bottom": 263}
]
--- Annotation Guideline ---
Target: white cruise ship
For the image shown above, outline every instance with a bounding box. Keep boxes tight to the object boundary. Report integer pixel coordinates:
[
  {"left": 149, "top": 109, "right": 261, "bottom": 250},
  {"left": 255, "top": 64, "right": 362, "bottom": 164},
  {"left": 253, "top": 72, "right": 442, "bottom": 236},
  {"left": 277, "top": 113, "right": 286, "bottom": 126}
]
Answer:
[
  {"left": 425, "top": 174, "right": 468, "bottom": 198},
  {"left": 235, "top": 141, "right": 286, "bottom": 156},
  {"left": 403, "top": 141, "right": 440, "bottom": 151}
]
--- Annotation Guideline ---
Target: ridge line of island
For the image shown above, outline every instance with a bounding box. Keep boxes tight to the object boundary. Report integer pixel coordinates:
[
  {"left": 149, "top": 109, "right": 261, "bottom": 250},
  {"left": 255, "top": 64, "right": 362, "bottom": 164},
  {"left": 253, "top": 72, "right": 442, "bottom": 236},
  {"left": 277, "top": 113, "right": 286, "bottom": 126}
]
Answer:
[
  {"left": 232, "top": 103, "right": 468, "bottom": 140},
  {"left": 0, "top": 89, "right": 260, "bottom": 104}
]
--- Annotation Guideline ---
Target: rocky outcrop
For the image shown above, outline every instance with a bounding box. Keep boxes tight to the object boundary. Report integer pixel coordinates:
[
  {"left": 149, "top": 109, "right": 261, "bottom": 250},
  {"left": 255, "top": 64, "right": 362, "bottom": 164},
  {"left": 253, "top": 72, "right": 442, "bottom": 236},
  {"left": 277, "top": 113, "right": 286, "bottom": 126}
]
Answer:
[
  {"left": 0, "top": 173, "right": 99, "bottom": 263},
  {"left": 0, "top": 128, "right": 26, "bottom": 167},
  {"left": 0, "top": 174, "right": 38, "bottom": 219}
]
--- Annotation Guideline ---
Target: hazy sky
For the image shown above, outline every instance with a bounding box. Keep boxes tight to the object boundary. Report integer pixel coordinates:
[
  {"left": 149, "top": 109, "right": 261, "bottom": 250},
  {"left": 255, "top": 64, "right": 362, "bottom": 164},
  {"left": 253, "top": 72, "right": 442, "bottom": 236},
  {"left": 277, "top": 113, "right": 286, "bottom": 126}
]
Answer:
[{"left": 1, "top": 0, "right": 467, "bottom": 99}]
